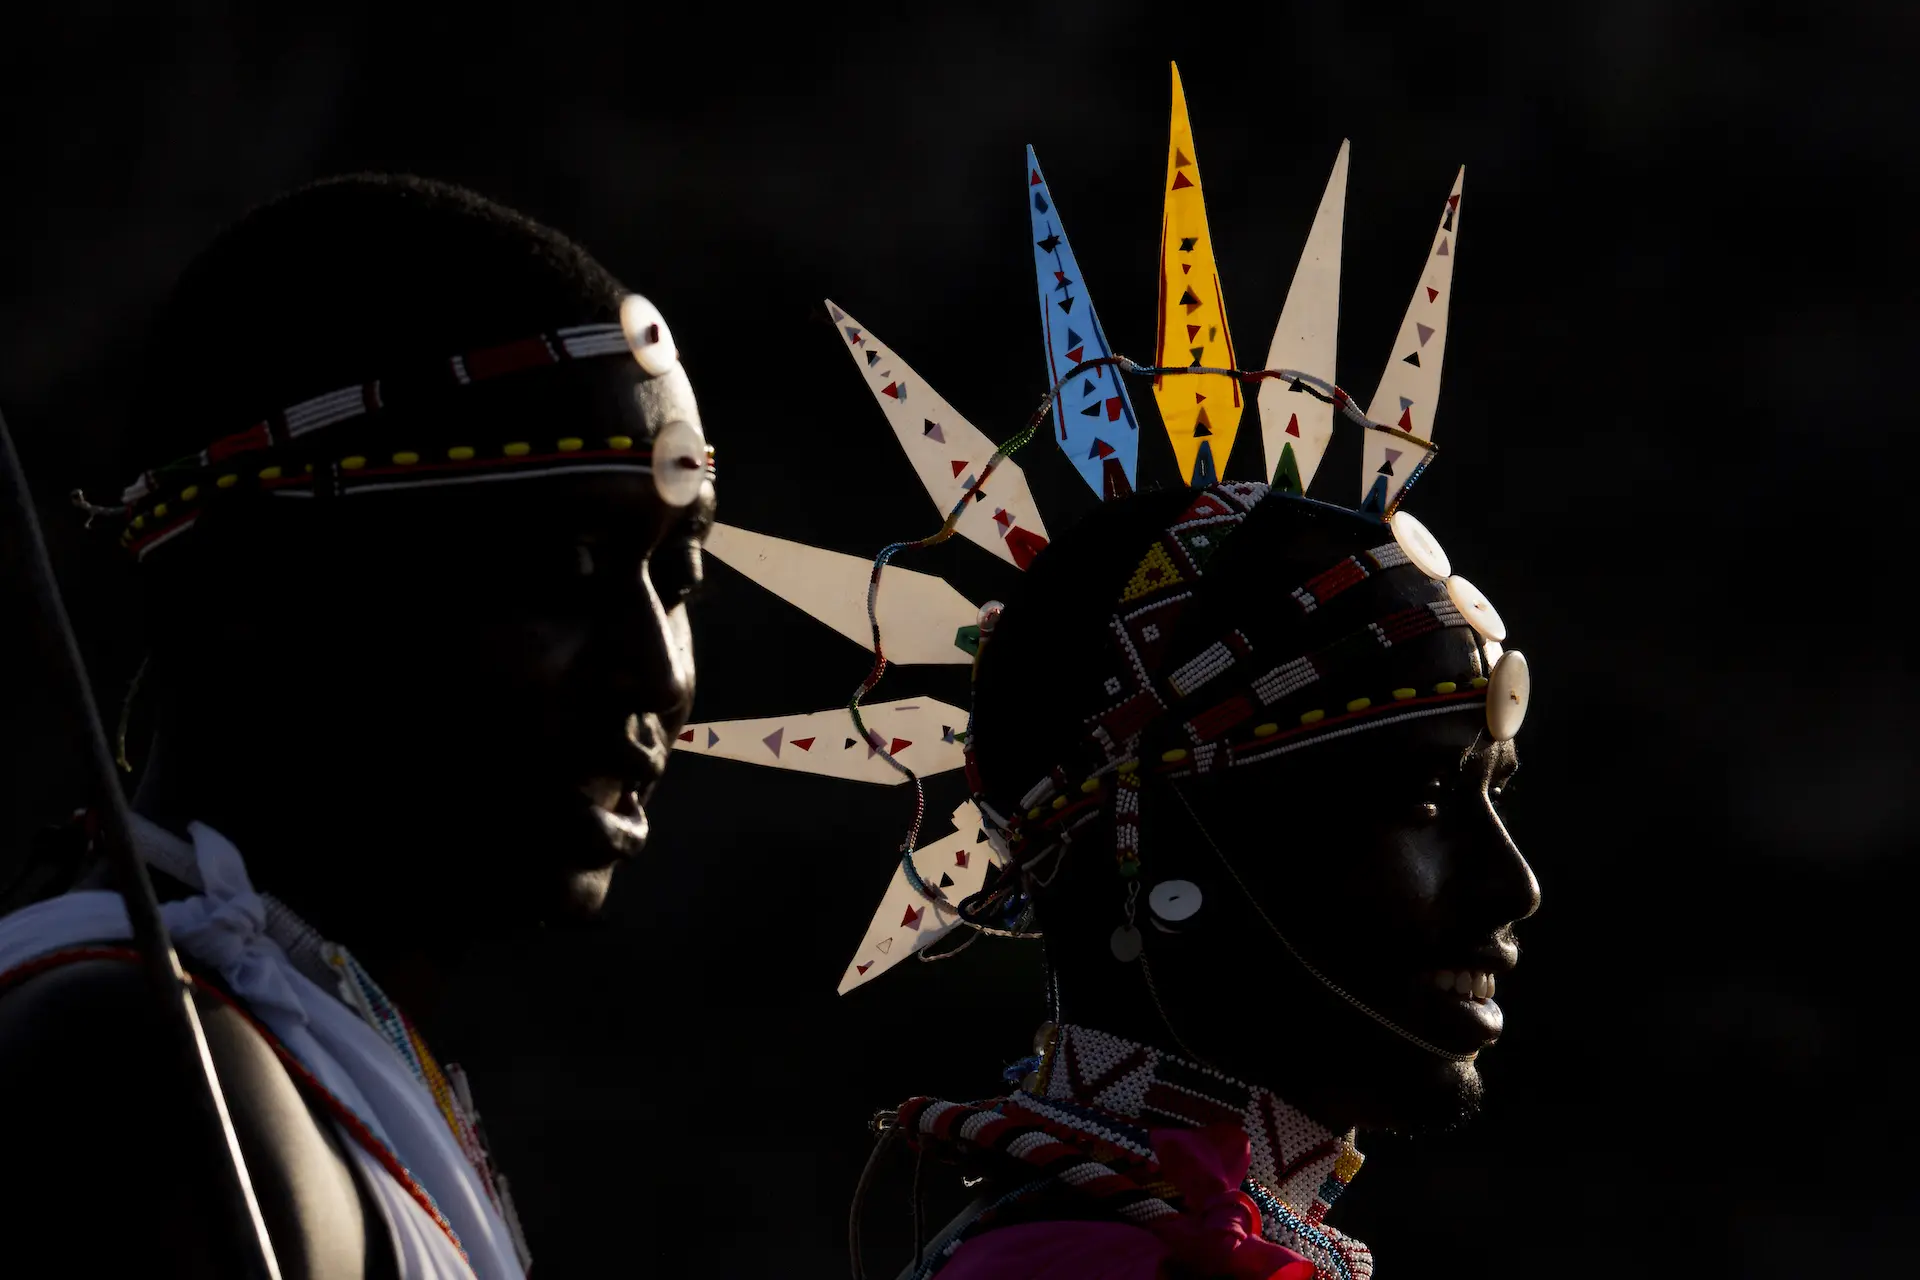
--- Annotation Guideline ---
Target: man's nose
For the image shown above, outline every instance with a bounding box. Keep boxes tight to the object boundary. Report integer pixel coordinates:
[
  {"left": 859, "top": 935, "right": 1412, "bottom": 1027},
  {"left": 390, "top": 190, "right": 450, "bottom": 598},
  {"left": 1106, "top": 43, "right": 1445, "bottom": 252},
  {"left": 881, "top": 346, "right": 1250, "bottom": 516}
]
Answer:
[
  {"left": 1470, "top": 792, "right": 1540, "bottom": 926},
  {"left": 594, "top": 567, "right": 696, "bottom": 728}
]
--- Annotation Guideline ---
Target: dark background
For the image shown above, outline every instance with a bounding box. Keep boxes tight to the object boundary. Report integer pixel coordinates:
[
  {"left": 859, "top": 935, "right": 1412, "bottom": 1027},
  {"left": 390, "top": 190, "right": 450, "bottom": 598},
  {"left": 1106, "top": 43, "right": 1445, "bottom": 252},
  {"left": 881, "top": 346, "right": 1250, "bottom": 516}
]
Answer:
[{"left": 4, "top": 4, "right": 1917, "bottom": 1276}]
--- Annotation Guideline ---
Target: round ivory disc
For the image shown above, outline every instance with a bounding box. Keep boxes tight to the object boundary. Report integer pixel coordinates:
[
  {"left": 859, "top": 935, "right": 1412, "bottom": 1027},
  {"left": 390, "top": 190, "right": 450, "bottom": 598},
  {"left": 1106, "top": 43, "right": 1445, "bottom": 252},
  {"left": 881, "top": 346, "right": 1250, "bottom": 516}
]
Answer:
[
  {"left": 651, "top": 418, "right": 709, "bottom": 509},
  {"left": 1109, "top": 925, "right": 1144, "bottom": 963},
  {"left": 1446, "top": 574, "right": 1508, "bottom": 642},
  {"left": 1487, "top": 649, "right": 1531, "bottom": 742},
  {"left": 1147, "top": 879, "right": 1204, "bottom": 924},
  {"left": 1387, "top": 509, "right": 1452, "bottom": 580},
  {"left": 620, "top": 293, "right": 680, "bottom": 377}
]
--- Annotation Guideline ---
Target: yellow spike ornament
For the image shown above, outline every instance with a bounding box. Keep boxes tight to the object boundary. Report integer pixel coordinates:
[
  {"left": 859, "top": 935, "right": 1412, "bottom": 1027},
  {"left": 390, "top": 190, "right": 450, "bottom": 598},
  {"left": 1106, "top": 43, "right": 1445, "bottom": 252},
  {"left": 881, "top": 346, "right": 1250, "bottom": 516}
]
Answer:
[{"left": 1154, "top": 62, "right": 1242, "bottom": 488}]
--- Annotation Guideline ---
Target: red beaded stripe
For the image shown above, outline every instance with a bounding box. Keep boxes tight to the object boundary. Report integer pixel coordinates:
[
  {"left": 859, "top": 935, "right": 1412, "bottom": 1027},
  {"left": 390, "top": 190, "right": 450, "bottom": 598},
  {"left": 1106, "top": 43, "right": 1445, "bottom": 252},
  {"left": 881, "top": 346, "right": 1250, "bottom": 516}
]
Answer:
[{"left": 1301, "top": 556, "right": 1369, "bottom": 605}]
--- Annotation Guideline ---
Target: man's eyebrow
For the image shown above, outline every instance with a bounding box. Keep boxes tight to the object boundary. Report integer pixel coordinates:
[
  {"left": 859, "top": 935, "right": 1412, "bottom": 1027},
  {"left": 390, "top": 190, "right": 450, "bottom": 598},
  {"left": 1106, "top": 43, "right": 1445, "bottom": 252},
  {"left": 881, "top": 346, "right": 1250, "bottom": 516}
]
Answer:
[{"left": 680, "top": 492, "right": 717, "bottom": 540}]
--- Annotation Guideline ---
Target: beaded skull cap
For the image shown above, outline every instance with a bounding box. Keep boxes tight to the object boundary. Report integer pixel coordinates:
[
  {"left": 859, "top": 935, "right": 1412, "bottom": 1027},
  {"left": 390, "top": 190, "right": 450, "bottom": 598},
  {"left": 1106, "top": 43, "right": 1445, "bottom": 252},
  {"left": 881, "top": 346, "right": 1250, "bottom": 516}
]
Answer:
[{"left": 659, "top": 64, "right": 1527, "bottom": 993}]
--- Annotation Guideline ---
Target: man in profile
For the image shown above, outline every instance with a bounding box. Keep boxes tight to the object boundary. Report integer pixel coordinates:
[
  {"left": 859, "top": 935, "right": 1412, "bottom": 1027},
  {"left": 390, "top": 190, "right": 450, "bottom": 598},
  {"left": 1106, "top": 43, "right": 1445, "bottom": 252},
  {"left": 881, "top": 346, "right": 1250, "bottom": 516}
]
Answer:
[{"left": 0, "top": 175, "right": 714, "bottom": 1278}]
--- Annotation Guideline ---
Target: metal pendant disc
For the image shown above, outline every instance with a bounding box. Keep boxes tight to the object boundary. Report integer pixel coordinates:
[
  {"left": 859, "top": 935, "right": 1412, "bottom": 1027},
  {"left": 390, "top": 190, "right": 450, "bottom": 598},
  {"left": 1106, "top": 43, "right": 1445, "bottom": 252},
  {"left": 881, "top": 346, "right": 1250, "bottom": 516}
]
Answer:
[{"left": 1109, "top": 925, "right": 1144, "bottom": 962}]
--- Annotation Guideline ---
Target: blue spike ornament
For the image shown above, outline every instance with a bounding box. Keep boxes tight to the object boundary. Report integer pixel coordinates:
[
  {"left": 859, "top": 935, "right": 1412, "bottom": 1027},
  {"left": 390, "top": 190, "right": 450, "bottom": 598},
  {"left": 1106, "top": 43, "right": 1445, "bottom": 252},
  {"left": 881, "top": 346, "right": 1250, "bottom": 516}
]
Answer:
[{"left": 1028, "top": 146, "right": 1139, "bottom": 500}]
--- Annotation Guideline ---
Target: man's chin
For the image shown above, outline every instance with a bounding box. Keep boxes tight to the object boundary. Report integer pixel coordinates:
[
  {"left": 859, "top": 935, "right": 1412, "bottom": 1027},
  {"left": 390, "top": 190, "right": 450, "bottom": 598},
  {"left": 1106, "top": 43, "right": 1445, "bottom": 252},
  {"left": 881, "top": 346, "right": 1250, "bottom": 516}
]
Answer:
[
  {"left": 548, "top": 864, "right": 619, "bottom": 923},
  {"left": 1373, "top": 1055, "right": 1487, "bottom": 1138}
]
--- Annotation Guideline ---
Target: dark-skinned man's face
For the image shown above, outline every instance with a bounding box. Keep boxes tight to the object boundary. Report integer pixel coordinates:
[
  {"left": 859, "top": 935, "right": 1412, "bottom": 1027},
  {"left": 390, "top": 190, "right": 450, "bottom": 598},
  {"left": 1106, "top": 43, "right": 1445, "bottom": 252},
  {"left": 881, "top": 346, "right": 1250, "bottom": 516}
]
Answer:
[
  {"left": 1139, "top": 711, "right": 1539, "bottom": 1132},
  {"left": 164, "top": 362, "right": 713, "bottom": 933}
]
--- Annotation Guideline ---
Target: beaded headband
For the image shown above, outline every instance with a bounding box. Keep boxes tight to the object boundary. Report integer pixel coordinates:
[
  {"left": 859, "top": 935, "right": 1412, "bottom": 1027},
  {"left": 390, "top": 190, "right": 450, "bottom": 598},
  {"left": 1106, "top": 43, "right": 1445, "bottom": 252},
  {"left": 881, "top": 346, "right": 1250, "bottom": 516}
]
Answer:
[
  {"left": 74, "top": 294, "right": 712, "bottom": 561},
  {"left": 657, "top": 64, "right": 1528, "bottom": 994},
  {"left": 962, "top": 483, "right": 1516, "bottom": 921}
]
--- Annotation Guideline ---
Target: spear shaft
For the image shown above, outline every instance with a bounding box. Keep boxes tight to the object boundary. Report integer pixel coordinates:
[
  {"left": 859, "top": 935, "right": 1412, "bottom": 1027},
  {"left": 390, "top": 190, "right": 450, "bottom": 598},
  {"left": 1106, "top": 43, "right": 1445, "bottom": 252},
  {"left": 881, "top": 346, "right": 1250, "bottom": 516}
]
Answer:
[{"left": 0, "top": 408, "right": 281, "bottom": 1278}]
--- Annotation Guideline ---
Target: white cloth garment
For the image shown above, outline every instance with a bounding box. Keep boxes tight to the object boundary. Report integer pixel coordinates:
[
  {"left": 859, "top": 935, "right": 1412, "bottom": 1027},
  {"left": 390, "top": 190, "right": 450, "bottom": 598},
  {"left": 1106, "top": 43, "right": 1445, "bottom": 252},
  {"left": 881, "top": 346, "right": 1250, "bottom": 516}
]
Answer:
[{"left": 0, "top": 818, "right": 525, "bottom": 1280}]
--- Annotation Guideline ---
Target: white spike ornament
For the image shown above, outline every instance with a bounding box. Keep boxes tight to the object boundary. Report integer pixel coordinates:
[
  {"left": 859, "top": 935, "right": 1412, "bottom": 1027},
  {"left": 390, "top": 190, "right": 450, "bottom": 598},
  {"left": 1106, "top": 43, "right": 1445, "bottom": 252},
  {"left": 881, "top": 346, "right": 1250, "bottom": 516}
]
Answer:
[
  {"left": 673, "top": 698, "right": 968, "bottom": 785},
  {"left": 1361, "top": 167, "right": 1464, "bottom": 516},
  {"left": 703, "top": 523, "right": 978, "bottom": 665},
  {"left": 1260, "top": 141, "right": 1349, "bottom": 496},
  {"left": 825, "top": 300, "right": 1050, "bottom": 569},
  {"left": 838, "top": 800, "right": 1001, "bottom": 994}
]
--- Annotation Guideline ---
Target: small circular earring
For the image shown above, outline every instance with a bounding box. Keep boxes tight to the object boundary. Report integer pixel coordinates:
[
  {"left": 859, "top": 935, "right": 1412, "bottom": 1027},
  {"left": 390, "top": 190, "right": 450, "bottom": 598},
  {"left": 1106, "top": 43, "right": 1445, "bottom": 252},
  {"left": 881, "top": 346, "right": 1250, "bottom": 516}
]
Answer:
[{"left": 1147, "top": 879, "right": 1204, "bottom": 930}]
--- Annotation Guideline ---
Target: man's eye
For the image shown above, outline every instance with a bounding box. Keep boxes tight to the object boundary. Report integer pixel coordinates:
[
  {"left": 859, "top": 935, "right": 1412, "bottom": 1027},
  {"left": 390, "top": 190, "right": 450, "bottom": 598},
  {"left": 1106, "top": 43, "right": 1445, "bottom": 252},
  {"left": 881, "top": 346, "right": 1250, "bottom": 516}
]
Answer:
[{"left": 650, "top": 542, "right": 705, "bottom": 606}]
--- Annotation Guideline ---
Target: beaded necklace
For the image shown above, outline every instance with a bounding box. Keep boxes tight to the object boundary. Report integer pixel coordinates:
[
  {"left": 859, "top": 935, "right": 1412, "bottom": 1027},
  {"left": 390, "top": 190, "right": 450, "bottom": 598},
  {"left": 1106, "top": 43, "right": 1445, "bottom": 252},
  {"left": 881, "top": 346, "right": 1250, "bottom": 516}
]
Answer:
[
  {"left": 896, "top": 1024, "right": 1373, "bottom": 1280},
  {"left": 323, "top": 943, "right": 533, "bottom": 1272}
]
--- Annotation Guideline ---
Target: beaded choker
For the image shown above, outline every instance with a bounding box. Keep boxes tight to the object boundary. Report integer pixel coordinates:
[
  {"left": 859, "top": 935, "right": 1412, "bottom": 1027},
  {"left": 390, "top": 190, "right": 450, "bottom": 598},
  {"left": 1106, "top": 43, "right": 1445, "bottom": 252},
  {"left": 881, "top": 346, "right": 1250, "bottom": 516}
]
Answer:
[{"left": 892, "top": 1022, "right": 1373, "bottom": 1280}]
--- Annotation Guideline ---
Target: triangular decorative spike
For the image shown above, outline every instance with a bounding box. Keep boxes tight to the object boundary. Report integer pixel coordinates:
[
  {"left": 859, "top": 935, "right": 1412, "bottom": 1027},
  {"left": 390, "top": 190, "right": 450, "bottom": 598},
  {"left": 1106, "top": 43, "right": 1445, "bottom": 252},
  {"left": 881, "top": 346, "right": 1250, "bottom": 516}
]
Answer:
[
  {"left": 1361, "top": 167, "right": 1463, "bottom": 511},
  {"left": 826, "top": 300, "right": 1050, "bottom": 566},
  {"left": 1272, "top": 440, "right": 1305, "bottom": 495},
  {"left": 1154, "top": 63, "right": 1242, "bottom": 488},
  {"left": 703, "top": 523, "right": 978, "bottom": 665},
  {"left": 1260, "top": 141, "right": 1347, "bottom": 495},
  {"left": 675, "top": 699, "right": 969, "bottom": 785},
  {"left": 1190, "top": 440, "right": 1219, "bottom": 487},
  {"left": 1028, "top": 149, "right": 1141, "bottom": 500},
  {"left": 837, "top": 799, "right": 1001, "bottom": 994}
]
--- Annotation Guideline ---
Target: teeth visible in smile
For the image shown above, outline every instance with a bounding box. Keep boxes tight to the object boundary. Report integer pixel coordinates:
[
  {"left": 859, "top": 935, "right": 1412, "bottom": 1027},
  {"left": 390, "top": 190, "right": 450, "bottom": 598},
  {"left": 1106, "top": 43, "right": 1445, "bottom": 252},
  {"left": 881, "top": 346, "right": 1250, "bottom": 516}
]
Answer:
[{"left": 1432, "top": 970, "right": 1496, "bottom": 1001}]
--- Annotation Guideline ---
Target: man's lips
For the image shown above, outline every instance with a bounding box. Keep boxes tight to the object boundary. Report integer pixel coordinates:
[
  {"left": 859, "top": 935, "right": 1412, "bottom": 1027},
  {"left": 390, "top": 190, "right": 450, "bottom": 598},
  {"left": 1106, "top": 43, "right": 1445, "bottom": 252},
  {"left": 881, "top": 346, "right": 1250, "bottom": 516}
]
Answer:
[
  {"left": 1403, "top": 948, "right": 1517, "bottom": 1049},
  {"left": 577, "top": 779, "right": 653, "bottom": 858}
]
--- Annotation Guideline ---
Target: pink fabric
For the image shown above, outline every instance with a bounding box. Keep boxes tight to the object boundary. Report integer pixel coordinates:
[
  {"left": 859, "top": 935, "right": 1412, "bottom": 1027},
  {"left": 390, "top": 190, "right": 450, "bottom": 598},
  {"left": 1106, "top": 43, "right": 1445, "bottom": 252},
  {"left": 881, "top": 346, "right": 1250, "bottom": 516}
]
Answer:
[{"left": 938, "top": 1124, "right": 1314, "bottom": 1280}]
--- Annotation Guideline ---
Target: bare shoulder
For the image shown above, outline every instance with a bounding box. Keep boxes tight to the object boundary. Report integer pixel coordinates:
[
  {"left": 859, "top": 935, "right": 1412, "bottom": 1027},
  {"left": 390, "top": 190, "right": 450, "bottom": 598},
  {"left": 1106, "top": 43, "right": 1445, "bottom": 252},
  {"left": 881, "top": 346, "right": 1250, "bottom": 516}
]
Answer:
[{"left": 0, "top": 957, "right": 396, "bottom": 1279}]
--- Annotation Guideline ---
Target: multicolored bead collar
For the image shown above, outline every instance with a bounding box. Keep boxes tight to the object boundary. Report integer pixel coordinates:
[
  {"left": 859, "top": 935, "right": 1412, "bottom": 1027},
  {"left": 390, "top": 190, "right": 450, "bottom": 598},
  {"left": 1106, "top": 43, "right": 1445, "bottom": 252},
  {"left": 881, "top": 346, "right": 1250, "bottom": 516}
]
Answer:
[
  {"left": 77, "top": 294, "right": 712, "bottom": 562},
  {"left": 893, "top": 1022, "right": 1374, "bottom": 1280}
]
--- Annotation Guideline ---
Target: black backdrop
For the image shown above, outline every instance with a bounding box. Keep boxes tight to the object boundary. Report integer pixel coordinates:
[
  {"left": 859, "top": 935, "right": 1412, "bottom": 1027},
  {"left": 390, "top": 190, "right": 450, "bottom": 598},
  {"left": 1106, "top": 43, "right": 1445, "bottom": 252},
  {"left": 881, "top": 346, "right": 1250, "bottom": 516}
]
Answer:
[{"left": 4, "top": 5, "right": 1917, "bottom": 1276}]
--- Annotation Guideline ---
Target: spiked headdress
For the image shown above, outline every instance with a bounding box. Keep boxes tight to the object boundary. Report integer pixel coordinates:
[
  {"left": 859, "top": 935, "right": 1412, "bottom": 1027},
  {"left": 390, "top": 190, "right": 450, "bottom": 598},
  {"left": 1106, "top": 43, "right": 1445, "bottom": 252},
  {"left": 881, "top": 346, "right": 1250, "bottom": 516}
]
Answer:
[{"left": 673, "top": 67, "right": 1529, "bottom": 993}]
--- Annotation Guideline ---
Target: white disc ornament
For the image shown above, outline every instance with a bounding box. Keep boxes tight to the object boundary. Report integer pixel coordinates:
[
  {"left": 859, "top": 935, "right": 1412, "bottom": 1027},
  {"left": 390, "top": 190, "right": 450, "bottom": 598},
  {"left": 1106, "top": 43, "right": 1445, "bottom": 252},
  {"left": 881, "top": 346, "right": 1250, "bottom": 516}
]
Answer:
[
  {"left": 651, "top": 418, "right": 708, "bottom": 509},
  {"left": 1110, "top": 925, "right": 1144, "bottom": 962},
  {"left": 1479, "top": 639, "right": 1504, "bottom": 673},
  {"left": 620, "top": 293, "right": 680, "bottom": 376},
  {"left": 1487, "top": 649, "right": 1530, "bottom": 742},
  {"left": 1445, "top": 574, "right": 1507, "bottom": 642},
  {"left": 1147, "top": 879, "right": 1203, "bottom": 925},
  {"left": 1387, "top": 509, "right": 1451, "bottom": 581}
]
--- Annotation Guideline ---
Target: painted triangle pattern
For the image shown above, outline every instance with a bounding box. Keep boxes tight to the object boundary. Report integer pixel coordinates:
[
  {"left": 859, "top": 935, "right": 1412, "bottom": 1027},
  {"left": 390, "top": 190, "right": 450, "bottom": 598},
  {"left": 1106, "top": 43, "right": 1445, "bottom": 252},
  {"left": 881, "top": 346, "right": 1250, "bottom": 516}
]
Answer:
[
  {"left": 826, "top": 300, "right": 1051, "bottom": 568},
  {"left": 838, "top": 799, "right": 1001, "bottom": 994},
  {"left": 1153, "top": 63, "right": 1242, "bottom": 488},
  {"left": 1361, "top": 167, "right": 1464, "bottom": 513},
  {"left": 1260, "top": 140, "right": 1349, "bottom": 495},
  {"left": 672, "top": 698, "right": 969, "bottom": 784},
  {"left": 704, "top": 522, "right": 977, "bottom": 665},
  {"left": 1028, "top": 146, "right": 1140, "bottom": 500}
]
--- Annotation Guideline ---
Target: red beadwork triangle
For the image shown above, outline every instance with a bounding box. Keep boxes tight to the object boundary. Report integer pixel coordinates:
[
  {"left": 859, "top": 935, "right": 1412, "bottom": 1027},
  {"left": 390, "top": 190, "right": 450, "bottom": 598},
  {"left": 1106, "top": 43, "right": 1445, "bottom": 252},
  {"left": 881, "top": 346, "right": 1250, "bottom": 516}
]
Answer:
[
  {"left": 1286, "top": 413, "right": 1301, "bottom": 437},
  {"left": 901, "top": 904, "right": 924, "bottom": 930},
  {"left": 792, "top": 737, "right": 816, "bottom": 751},
  {"left": 1171, "top": 171, "right": 1194, "bottom": 190},
  {"left": 1426, "top": 286, "right": 1439, "bottom": 302},
  {"left": 1030, "top": 169, "right": 1043, "bottom": 186},
  {"left": 951, "top": 459, "right": 970, "bottom": 477}
]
